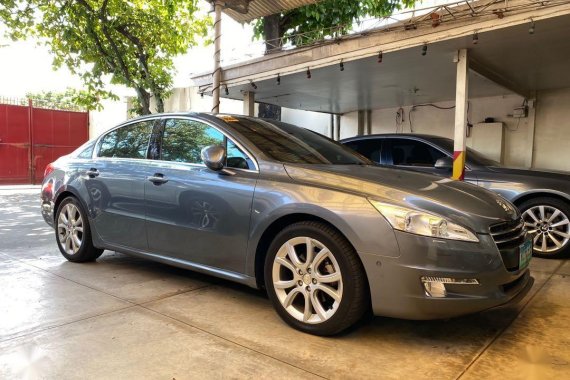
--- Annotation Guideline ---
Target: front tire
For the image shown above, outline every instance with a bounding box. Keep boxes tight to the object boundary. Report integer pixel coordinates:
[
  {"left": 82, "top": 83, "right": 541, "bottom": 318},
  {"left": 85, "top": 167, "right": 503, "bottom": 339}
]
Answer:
[
  {"left": 264, "top": 221, "right": 368, "bottom": 336},
  {"left": 55, "top": 197, "right": 104, "bottom": 262},
  {"left": 520, "top": 197, "right": 570, "bottom": 259}
]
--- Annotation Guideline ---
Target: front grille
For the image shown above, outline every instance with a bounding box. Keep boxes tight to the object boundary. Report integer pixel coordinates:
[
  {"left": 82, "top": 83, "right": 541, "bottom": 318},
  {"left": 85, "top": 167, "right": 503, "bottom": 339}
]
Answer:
[{"left": 490, "top": 218, "right": 527, "bottom": 272}]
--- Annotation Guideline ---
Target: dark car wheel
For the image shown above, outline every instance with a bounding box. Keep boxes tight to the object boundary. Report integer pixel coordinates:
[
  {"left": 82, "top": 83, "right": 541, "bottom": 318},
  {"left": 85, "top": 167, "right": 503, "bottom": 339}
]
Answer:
[
  {"left": 55, "top": 197, "right": 104, "bottom": 262},
  {"left": 264, "top": 221, "right": 369, "bottom": 336},
  {"left": 520, "top": 197, "right": 570, "bottom": 259}
]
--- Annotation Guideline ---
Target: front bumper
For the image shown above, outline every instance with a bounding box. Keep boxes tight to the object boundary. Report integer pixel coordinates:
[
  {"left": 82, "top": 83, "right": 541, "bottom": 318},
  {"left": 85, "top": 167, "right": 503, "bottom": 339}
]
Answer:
[{"left": 360, "top": 231, "right": 533, "bottom": 320}]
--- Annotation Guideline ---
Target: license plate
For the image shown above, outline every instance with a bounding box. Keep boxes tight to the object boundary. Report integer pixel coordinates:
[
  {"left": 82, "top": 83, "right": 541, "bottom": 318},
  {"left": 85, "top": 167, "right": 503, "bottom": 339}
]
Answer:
[{"left": 519, "top": 239, "right": 532, "bottom": 269}]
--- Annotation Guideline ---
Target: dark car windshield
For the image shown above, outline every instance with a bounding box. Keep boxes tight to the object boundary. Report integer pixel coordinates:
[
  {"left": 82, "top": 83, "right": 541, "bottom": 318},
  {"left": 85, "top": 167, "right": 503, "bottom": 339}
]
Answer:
[
  {"left": 223, "top": 116, "right": 371, "bottom": 165},
  {"left": 433, "top": 137, "right": 500, "bottom": 166}
]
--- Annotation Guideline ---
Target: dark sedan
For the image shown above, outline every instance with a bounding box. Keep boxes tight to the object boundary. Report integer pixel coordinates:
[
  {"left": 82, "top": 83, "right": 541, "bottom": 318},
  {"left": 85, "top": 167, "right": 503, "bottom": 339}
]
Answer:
[{"left": 342, "top": 134, "right": 570, "bottom": 258}]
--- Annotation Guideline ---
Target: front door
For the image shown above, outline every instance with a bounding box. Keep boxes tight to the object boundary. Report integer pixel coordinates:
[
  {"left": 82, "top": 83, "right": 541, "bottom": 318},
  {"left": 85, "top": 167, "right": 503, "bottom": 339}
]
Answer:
[
  {"left": 384, "top": 138, "right": 478, "bottom": 184},
  {"left": 144, "top": 118, "right": 258, "bottom": 273}
]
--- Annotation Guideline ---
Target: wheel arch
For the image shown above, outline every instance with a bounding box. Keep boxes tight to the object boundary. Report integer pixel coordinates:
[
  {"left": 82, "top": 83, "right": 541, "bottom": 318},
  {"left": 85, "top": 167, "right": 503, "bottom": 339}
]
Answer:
[
  {"left": 253, "top": 213, "right": 365, "bottom": 290},
  {"left": 512, "top": 191, "right": 570, "bottom": 208},
  {"left": 53, "top": 187, "right": 90, "bottom": 223}
]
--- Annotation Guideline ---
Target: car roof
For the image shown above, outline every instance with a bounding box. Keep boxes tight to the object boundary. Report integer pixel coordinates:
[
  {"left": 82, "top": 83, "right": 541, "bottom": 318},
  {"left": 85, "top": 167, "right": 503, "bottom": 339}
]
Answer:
[{"left": 340, "top": 133, "right": 450, "bottom": 143}]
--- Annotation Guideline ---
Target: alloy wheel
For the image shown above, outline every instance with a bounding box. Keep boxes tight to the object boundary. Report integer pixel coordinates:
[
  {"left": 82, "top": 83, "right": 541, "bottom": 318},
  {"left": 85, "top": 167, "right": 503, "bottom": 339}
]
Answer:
[
  {"left": 57, "top": 203, "right": 84, "bottom": 255},
  {"left": 272, "top": 236, "right": 343, "bottom": 324},
  {"left": 523, "top": 205, "right": 570, "bottom": 254}
]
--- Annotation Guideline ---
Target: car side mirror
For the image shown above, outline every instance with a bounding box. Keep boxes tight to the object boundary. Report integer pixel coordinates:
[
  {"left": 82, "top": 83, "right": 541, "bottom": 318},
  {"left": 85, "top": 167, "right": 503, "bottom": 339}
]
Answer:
[
  {"left": 201, "top": 145, "right": 226, "bottom": 171},
  {"left": 435, "top": 156, "right": 453, "bottom": 170}
]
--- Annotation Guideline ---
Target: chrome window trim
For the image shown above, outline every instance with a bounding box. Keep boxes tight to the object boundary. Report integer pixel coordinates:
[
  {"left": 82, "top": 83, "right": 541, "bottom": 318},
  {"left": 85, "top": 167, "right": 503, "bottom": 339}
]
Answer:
[{"left": 159, "top": 115, "right": 260, "bottom": 172}]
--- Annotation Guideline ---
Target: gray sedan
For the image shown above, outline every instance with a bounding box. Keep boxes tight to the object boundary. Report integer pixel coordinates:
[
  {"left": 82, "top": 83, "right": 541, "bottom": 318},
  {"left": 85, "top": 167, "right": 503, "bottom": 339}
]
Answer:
[
  {"left": 41, "top": 114, "right": 533, "bottom": 335},
  {"left": 343, "top": 134, "right": 570, "bottom": 258}
]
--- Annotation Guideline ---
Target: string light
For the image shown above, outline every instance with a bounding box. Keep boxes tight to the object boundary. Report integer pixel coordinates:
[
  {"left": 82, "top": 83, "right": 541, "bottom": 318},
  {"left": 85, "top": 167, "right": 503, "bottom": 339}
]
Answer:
[
  {"left": 421, "top": 43, "right": 428, "bottom": 56},
  {"left": 250, "top": 81, "right": 257, "bottom": 90},
  {"left": 306, "top": 67, "right": 311, "bottom": 79},
  {"left": 340, "top": 60, "right": 344, "bottom": 71},
  {"left": 276, "top": 73, "right": 281, "bottom": 85},
  {"left": 529, "top": 19, "right": 535, "bottom": 34},
  {"left": 378, "top": 51, "right": 383, "bottom": 63},
  {"left": 473, "top": 32, "right": 479, "bottom": 44}
]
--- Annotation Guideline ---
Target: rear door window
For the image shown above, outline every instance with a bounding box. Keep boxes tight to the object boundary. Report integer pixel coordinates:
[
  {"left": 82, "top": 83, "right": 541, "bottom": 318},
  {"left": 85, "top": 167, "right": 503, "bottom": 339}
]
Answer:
[
  {"left": 98, "top": 121, "right": 154, "bottom": 159},
  {"left": 344, "top": 139, "right": 383, "bottom": 163},
  {"left": 387, "top": 139, "right": 446, "bottom": 167}
]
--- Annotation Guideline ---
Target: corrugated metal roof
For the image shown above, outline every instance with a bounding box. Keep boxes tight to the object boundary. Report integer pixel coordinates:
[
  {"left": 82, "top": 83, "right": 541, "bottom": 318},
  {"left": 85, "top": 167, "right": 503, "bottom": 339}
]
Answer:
[{"left": 222, "top": 0, "right": 322, "bottom": 23}]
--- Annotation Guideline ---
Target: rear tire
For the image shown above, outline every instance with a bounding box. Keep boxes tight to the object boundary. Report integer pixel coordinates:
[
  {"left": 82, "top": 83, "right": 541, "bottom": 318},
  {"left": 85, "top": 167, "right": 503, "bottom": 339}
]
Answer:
[
  {"left": 55, "top": 197, "right": 104, "bottom": 263},
  {"left": 520, "top": 197, "right": 570, "bottom": 259},
  {"left": 264, "top": 221, "right": 369, "bottom": 336}
]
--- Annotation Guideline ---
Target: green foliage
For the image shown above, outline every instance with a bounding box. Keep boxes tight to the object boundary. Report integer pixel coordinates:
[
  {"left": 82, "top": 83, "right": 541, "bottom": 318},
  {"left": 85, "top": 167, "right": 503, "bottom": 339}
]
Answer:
[
  {"left": 1, "top": 0, "right": 211, "bottom": 114},
  {"left": 161, "top": 119, "right": 223, "bottom": 163},
  {"left": 26, "top": 88, "right": 117, "bottom": 111},
  {"left": 253, "top": 0, "right": 417, "bottom": 46}
]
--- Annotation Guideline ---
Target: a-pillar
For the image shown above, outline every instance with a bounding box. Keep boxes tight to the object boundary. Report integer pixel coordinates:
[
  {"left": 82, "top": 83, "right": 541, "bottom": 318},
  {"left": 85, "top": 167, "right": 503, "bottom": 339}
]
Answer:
[
  {"left": 452, "top": 49, "right": 469, "bottom": 181},
  {"left": 243, "top": 91, "right": 255, "bottom": 117}
]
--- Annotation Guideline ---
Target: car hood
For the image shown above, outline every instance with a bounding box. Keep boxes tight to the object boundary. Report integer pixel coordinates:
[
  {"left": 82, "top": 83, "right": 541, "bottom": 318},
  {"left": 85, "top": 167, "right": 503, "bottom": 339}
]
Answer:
[
  {"left": 486, "top": 166, "right": 570, "bottom": 180},
  {"left": 284, "top": 164, "right": 518, "bottom": 234}
]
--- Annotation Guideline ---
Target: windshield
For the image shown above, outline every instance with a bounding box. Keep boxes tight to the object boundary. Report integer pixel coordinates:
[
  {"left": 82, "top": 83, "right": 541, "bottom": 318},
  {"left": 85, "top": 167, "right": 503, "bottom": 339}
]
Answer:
[
  {"left": 433, "top": 137, "right": 500, "bottom": 166},
  {"left": 224, "top": 117, "right": 372, "bottom": 165}
]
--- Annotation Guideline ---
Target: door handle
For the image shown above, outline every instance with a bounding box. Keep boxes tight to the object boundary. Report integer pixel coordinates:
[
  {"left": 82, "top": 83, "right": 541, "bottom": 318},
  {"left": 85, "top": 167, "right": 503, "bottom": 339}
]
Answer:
[
  {"left": 86, "top": 168, "right": 99, "bottom": 178},
  {"left": 147, "top": 173, "right": 168, "bottom": 185}
]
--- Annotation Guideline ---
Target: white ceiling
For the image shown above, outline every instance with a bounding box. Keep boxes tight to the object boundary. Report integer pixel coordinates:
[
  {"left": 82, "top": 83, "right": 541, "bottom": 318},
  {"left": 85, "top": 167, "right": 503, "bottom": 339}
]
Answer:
[{"left": 221, "top": 14, "right": 570, "bottom": 114}]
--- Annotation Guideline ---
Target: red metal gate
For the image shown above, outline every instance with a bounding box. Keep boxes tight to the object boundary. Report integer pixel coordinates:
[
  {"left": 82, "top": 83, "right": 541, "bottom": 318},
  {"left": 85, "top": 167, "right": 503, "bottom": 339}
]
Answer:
[{"left": 0, "top": 99, "right": 89, "bottom": 185}]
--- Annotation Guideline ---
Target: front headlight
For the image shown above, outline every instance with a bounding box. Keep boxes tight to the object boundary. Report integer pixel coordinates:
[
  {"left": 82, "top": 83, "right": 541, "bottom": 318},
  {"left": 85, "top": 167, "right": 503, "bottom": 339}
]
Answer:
[{"left": 369, "top": 200, "right": 479, "bottom": 242}]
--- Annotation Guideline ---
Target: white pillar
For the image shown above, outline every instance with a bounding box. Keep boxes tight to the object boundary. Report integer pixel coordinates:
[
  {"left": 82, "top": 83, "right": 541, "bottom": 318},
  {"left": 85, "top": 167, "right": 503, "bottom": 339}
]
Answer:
[
  {"left": 211, "top": 2, "right": 222, "bottom": 113},
  {"left": 334, "top": 114, "right": 341, "bottom": 140},
  {"left": 452, "top": 49, "right": 469, "bottom": 181},
  {"left": 243, "top": 91, "right": 255, "bottom": 116},
  {"left": 357, "top": 110, "right": 365, "bottom": 136}
]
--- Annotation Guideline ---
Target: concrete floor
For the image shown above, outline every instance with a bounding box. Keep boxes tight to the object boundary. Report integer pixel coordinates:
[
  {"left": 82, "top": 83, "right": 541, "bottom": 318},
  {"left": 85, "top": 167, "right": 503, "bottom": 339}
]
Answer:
[{"left": 0, "top": 189, "right": 569, "bottom": 379}]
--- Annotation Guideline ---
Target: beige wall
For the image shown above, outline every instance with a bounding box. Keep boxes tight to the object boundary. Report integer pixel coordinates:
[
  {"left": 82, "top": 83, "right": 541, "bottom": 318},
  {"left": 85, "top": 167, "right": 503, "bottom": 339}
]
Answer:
[
  {"left": 337, "top": 88, "right": 570, "bottom": 170},
  {"left": 534, "top": 88, "right": 570, "bottom": 171},
  {"left": 108, "top": 85, "right": 569, "bottom": 172}
]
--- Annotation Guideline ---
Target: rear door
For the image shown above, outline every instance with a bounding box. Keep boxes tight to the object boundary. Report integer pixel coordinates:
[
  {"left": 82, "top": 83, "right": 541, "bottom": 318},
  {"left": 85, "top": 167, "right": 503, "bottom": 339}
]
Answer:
[
  {"left": 144, "top": 117, "right": 258, "bottom": 273},
  {"left": 88, "top": 119, "right": 156, "bottom": 251}
]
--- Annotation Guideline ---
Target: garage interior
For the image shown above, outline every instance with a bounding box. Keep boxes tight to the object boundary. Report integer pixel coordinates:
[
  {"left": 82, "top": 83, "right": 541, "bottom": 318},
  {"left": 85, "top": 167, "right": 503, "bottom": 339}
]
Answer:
[
  {"left": 1, "top": 0, "right": 570, "bottom": 378},
  {"left": 193, "top": 0, "right": 570, "bottom": 172}
]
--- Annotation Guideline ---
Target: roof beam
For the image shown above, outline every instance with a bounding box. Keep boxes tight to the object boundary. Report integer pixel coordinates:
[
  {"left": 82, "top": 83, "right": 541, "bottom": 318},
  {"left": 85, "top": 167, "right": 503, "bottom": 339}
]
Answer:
[
  {"left": 469, "top": 57, "right": 530, "bottom": 99},
  {"left": 217, "top": 0, "right": 323, "bottom": 23}
]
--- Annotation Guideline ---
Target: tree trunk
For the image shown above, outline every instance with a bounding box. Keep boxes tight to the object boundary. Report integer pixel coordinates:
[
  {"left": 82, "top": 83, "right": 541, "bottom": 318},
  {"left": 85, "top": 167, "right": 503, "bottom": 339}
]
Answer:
[
  {"left": 263, "top": 14, "right": 282, "bottom": 52},
  {"left": 136, "top": 88, "right": 152, "bottom": 115},
  {"left": 262, "top": 14, "right": 284, "bottom": 117},
  {"left": 154, "top": 93, "right": 165, "bottom": 113}
]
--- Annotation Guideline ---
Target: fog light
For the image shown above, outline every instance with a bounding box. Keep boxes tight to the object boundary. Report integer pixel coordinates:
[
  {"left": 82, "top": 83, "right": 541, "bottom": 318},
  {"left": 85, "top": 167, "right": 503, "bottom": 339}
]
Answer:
[{"left": 421, "top": 277, "right": 479, "bottom": 298}]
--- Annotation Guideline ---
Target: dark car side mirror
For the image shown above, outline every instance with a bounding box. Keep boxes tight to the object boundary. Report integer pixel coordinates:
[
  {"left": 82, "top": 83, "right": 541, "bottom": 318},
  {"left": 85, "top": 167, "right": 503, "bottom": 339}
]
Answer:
[
  {"left": 201, "top": 145, "right": 226, "bottom": 171},
  {"left": 435, "top": 156, "right": 453, "bottom": 170},
  {"left": 201, "top": 145, "right": 235, "bottom": 176}
]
